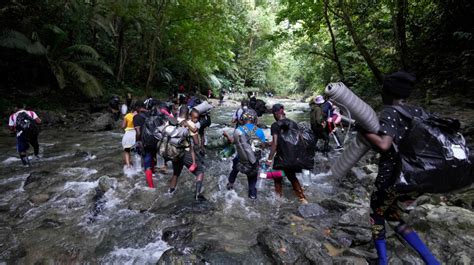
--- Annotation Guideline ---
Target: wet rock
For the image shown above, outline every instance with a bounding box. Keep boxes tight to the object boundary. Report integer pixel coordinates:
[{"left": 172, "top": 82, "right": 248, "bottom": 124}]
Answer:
[
  {"left": 339, "top": 207, "right": 369, "bottom": 226},
  {"left": 40, "top": 218, "right": 62, "bottom": 229},
  {"left": 257, "top": 229, "right": 305, "bottom": 264},
  {"left": 332, "top": 256, "right": 369, "bottom": 265},
  {"left": 162, "top": 224, "right": 193, "bottom": 250},
  {"left": 0, "top": 203, "right": 10, "bottom": 212},
  {"left": 29, "top": 193, "right": 50, "bottom": 204},
  {"left": 37, "top": 110, "right": 65, "bottom": 126},
  {"left": 447, "top": 187, "right": 474, "bottom": 210},
  {"left": 85, "top": 112, "right": 115, "bottom": 132},
  {"left": 98, "top": 175, "right": 115, "bottom": 192},
  {"left": 74, "top": 150, "right": 91, "bottom": 158},
  {"left": 24, "top": 171, "right": 50, "bottom": 188},
  {"left": 298, "top": 203, "right": 327, "bottom": 218},
  {"left": 405, "top": 204, "right": 474, "bottom": 263},
  {"left": 257, "top": 228, "right": 331, "bottom": 264},
  {"left": 320, "top": 194, "right": 361, "bottom": 212},
  {"left": 158, "top": 248, "right": 197, "bottom": 265}
]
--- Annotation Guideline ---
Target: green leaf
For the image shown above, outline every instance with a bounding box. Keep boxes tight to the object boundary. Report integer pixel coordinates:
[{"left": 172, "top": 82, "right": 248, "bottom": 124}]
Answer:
[
  {"left": 64, "top": 44, "right": 100, "bottom": 59},
  {"left": 0, "top": 30, "right": 47, "bottom": 55}
]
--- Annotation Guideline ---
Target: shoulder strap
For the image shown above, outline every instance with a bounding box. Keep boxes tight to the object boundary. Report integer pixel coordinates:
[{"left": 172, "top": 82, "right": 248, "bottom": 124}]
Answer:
[{"left": 391, "top": 105, "right": 414, "bottom": 120}]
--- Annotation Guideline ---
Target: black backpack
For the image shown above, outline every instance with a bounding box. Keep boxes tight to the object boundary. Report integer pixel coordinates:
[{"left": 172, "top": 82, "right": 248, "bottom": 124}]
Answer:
[
  {"left": 274, "top": 119, "right": 316, "bottom": 171},
  {"left": 141, "top": 113, "right": 165, "bottom": 149},
  {"left": 392, "top": 106, "right": 472, "bottom": 193},
  {"left": 254, "top": 99, "right": 267, "bottom": 117},
  {"left": 16, "top": 111, "right": 39, "bottom": 140}
]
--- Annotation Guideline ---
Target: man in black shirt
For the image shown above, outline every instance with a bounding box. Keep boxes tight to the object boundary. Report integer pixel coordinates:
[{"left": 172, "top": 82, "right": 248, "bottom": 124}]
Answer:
[
  {"left": 362, "top": 72, "right": 440, "bottom": 265},
  {"left": 133, "top": 102, "right": 156, "bottom": 188},
  {"left": 266, "top": 104, "right": 308, "bottom": 204}
]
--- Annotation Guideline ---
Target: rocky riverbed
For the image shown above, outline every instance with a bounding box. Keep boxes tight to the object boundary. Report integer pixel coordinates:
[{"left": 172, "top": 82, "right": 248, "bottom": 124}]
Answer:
[{"left": 0, "top": 98, "right": 473, "bottom": 264}]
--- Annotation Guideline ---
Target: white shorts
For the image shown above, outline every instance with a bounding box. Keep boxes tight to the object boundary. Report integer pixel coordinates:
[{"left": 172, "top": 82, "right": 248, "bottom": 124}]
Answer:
[{"left": 122, "top": 130, "right": 136, "bottom": 149}]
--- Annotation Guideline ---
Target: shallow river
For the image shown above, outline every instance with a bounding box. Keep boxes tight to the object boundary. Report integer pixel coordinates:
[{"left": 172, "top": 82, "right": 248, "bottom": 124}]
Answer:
[
  {"left": 0, "top": 99, "right": 346, "bottom": 263},
  {"left": 2, "top": 99, "right": 471, "bottom": 264}
]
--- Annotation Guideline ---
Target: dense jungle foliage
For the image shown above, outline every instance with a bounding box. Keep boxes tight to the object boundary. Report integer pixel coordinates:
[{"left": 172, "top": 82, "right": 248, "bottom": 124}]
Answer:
[{"left": 0, "top": 0, "right": 473, "bottom": 111}]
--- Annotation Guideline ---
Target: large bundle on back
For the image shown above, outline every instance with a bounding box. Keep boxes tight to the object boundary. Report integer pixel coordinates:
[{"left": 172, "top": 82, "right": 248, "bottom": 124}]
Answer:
[
  {"left": 155, "top": 123, "right": 189, "bottom": 160},
  {"left": 273, "top": 120, "right": 316, "bottom": 171}
]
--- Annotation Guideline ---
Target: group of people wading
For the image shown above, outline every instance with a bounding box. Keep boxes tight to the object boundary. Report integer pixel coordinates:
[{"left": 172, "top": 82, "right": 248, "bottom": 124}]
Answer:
[{"left": 10, "top": 72, "right": 474, "bottom": 264}]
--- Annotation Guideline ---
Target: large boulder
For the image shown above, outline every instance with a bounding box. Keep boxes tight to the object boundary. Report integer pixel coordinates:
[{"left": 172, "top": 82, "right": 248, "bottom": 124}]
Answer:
[
  {"left": 84, "top": 112, "right": 115, "bottom": 132},
  {"left": 37, "top": 110, "right": 65, "bottom": 126},
  {"left": 405, "top": 204, "right": 474, "bottom": 264}
]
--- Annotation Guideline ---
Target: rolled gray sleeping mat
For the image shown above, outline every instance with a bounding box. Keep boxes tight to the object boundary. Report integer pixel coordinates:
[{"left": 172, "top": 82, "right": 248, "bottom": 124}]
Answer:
[
  {"left": 324, "top": 82, "right": 380, "bottom": 178},
  {"left": 193, "top": 101, "right": 214, "bottom": 115},
  {"left": 331, "top": 134, "right": 371, "bottom": 178},
  {"left": 168, "top": 137, "right": 186, "bottom": 146},
  {"left": 325, "top": 82, "right": 379, "bottom": 133}
]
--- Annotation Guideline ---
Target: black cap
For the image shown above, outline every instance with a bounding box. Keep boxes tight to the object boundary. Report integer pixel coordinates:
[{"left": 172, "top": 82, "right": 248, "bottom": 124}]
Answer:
[
  {"left": 134, "top": 101, "right": 145, "bottom": 110},
  {"left": 383, "top": 71, "right": 416, "bottom": 98},
  {"left": 271, "top": 103, "right": 284, "bottom": 114}
]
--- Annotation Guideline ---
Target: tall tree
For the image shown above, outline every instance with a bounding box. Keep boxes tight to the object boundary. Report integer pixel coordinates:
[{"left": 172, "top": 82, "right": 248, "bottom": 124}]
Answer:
[
  {"left": 337, "top": 0, "right": 383, "bottom": 84},
  {"left": 323, "top": 0, "right": 344, "bottom": 80}
]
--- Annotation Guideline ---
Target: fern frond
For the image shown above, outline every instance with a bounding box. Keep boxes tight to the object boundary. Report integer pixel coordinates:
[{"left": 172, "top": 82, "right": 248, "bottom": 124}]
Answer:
[
  {"left": 64, "top": 44, "right": 99, "bottom": 59},
  {"left": 61, "top": 61, "right": 103, "bottom": 97},
  {"left": 49, "top": 61, "right": 66, "bottom": 89},
  {"left": 0, "top": 30, "right": 46, "bottom": 55},
  {"left": 77, "top": 59, "right": 114, "bottom": 75}
]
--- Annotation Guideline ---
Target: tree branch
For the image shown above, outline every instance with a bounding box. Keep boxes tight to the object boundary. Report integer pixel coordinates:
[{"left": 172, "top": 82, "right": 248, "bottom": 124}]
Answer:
[{"left": 309, "top": 50, "right": 336, "bottom": 61}]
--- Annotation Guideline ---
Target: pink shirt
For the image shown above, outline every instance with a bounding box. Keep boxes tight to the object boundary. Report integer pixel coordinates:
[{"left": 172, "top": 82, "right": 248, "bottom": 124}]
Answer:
[{"left": 8, "top": 110, "right": 39, "bottom": 127}]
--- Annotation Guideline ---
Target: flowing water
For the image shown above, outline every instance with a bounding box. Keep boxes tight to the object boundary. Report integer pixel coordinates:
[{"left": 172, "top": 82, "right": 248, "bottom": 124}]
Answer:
[
  {"left": 0, "top": 99, "right": 336, "bottom": 264},
  {"left": 2, "top": 99, "right": 471, "bottom": 264}
]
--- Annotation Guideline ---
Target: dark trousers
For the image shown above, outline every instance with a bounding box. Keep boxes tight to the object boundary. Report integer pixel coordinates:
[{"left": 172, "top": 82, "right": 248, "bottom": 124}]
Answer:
[
  {"left": 228, "top": 156, "right": 258, "bottom": 198},
  {"left": 370, "top": 153, "right": 417, "bottom": 240},
  {"left": 17, "top": 134, "right": 39, "bottom": 155}
]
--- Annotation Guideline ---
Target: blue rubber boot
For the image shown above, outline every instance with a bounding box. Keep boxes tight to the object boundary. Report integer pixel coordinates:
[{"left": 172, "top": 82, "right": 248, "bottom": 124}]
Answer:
[
  {"left": 400, "top": 231, "right": 440, "bottom": 265},
  {"left": 374, "top": 239, "right": 388, "bottom": 265}
]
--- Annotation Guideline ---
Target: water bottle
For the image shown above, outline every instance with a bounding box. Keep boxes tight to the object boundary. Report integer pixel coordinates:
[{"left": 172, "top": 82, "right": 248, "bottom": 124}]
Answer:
[
  {"left": 156, "top": 154, "right": 165, "bottom": 168},
  {"left": 257, "top": 164, "right": 268, "bottom": 190},
  {"left": 259, "top": 163, "right": 268, "bottom": 179},
  {"left": 302, "top": 169, "right": 311, "bottom": 187},
  {"left": 133, "top": 153, "right": 143, "bottom": 172}
]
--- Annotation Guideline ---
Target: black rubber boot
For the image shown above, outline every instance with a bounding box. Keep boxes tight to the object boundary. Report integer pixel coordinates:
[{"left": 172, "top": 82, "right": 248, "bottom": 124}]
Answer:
[{"left": 195, "top": 181, "right": 204, "bottom": 201}]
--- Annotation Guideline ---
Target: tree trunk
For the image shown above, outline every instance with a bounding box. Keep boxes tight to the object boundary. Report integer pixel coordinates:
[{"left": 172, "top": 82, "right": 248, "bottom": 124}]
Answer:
[
  {"left": 114, "top": 18, "right": 126, "bottom": 82},
  {"left": 339, "top": 0, "right": 384, "bottom": 84},
  {"left": 145, "top": 36, "right": 158, "bottom": 95},
  {"left": 323, "top": 0, "right": 344, "bottom": 80},
  {"left": 395, "top": 0, "right": 409, "bottom": 70}
]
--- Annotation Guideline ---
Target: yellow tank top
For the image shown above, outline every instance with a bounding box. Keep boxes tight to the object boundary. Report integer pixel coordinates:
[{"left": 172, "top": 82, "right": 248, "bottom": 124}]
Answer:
[{"left": 124, "top": 113, "right": 135, "bottom": 131}]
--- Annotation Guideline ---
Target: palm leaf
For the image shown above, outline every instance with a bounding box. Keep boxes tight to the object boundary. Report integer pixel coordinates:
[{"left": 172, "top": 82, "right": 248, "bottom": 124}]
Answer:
[
  {"left": 49, "top": 61, "right": 66, "bottom": 89},
  {"left": 64, "top": 44, "right": 100, "bottom": 59},
  {"left": 0, "top": 30, "right": 46, "bottom": 55},
  {"left": 76, "top": 59, "right": 114, "bottom": 75},
  {"left": 61, "top": 61, "right": 103, "bottom": 97}
]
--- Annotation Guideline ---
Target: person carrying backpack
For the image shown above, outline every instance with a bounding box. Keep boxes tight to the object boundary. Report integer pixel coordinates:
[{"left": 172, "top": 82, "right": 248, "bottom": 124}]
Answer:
[
  {"left": 310, "top": 96, "right": 328, "bottom": 152},
  {"left": 266, "top": 104, "right": 309, "bottom": 204},
  {"left": 231, "top": 100, "right": 249, "bottom": 128},
  {"left": 8, "top": 104, "right": 41, "bottom": 166},
  {"left": 133, "top": 101, "right": 165, "bottom": 188},
  {"left": 166, "top": 108, "right": 205, "bottom": 200},
  {"left": 223, "top": 109, "right": 267, "bottom": 199},
  {"left": 109, "top": 95, "right": 121, "bottom": 121},
  {"left": 361, "top": 71, "right": 441, "bottom": 265},
  {"left": 318, "top": 96, "right": 343, "bottom": 151}
]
